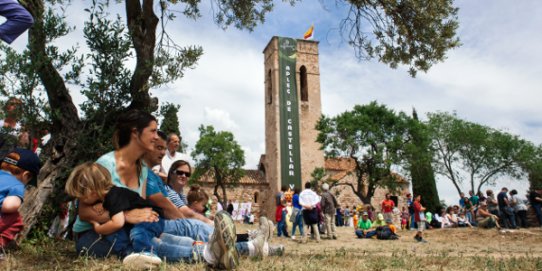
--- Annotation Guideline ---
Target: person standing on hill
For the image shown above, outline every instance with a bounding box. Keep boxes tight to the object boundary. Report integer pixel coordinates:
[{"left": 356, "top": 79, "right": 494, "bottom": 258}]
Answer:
[
  {"left": 320, "top": 183, "right": 337, "bottom": 239},
  {"left": 413, "top": 194, "right": 427, "bottom": 243},
  {"left": 381, "top": 193, "right": 395, "bottom": 222},
  {"left": 529, "top": 187, "right": 542, "bottom": 227}
]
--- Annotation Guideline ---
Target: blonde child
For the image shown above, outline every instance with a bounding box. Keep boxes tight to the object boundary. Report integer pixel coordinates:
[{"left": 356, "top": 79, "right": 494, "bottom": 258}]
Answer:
[{"left": 65, "top": 162, "right": 236, "bottom": 267}]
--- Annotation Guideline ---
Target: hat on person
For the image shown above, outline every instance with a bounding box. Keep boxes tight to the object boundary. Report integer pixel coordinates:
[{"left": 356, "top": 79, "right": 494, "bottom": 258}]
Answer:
[
  {"left": 2, "top": 148, "right": 41, "bottom": 186},
  {"left": 322, "top": 183, "right": 329, "bottom": 191},
  {"left": 377, "top": 213, "right": 384, "bottom": 221},
  {"left": 385, "top": 218, "right": 393, "bottom": 224},
  {"left": 362, "top": 212, "right": 368, "bottom": 216}
]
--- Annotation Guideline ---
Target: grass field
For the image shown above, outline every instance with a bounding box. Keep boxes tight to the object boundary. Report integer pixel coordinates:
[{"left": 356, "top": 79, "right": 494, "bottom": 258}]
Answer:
[{"left": 2, "top": 224, "right": 542, "bottom": 270}]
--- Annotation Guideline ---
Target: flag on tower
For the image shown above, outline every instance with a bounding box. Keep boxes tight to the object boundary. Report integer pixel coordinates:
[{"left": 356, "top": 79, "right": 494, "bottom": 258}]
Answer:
[{"left": 303, "top": 24, "right": 314, "bottom": 40}]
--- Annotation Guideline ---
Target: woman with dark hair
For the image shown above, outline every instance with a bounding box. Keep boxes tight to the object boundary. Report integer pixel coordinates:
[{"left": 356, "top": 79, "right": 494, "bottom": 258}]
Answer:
[
  {"left": 73, "top": 110, "right": 161, "bottom": 259},
  {"left": 71, "top": 110, "right": 241, "bottom": 268}
]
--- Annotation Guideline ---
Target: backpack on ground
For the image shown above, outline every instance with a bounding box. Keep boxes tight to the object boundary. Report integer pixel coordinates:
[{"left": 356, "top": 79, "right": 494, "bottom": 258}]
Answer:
[{"left": 375, "top": 226, "right": 398, "bottom": 240}]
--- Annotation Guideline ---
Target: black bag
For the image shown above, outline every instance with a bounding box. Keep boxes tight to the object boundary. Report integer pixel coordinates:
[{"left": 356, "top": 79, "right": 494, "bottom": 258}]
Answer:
[
  {"left": 303, "top": 208, "right": 319, "bottom": 225},
  {"left": 376, "top": 226, "right": 398, "bottom": 240}
]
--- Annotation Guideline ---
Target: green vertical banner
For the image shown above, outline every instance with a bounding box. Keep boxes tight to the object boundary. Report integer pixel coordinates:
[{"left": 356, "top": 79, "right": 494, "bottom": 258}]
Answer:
[{"left": 278, "top": 37, "right": 302, "bottom": 189}]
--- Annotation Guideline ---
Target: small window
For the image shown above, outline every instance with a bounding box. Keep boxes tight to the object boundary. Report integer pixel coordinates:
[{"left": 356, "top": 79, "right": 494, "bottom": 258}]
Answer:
[
  {"left": 254, "top": 191, "right": 259, "bottom": 203},
  {"left": 300, "top": 66, "right": 308, "bottom": 102},
  {"left": 266, "top": 70, "right": 272, "bottom": 104}
]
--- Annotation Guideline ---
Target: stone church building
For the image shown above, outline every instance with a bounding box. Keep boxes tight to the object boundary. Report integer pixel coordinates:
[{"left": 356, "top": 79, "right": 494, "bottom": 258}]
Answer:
[{"left": 195, "top": 37, "right": 409, "bottom": 221}]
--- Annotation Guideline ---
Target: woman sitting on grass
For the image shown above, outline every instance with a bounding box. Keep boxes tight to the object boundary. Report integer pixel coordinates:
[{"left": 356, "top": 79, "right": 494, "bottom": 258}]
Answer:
[{"left": 65, "top": 162, "right": 238, "bottom": 269}]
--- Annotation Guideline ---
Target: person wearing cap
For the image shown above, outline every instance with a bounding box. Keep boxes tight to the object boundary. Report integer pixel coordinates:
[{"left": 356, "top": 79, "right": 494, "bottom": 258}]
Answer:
[
  {"left": 0, "top": 148, "right": 40, "bottom": 247},
  {"left": 385, "top": 218, "right": 398, "bottom": 234},
  {"left": 355, "top": 212, "right": 373, "bottom": 238},
  {"left": 476, "top": 201, "right": 500, "bottom": 229}
]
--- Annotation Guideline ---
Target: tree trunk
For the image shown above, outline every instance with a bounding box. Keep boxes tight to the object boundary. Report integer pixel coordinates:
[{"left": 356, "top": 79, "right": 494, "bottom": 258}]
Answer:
[
  {"left": 126, "top": 0, "right": 159, "bottom": 111},
  {"left": 17, "top": 0, "right": 81, "bottom": 241}
]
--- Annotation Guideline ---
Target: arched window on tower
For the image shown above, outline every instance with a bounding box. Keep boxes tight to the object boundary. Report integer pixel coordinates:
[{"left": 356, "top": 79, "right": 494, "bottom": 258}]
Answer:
[
  {"left": 300, "top": 65, "right": 308, "bottom": 102},
  {"left": 266, "top": 70, "right": 272, "bottom": 104}
]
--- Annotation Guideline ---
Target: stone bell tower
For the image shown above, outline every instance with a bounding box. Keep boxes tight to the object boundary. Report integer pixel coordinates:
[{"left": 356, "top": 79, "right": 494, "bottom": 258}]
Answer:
[{"left": 261, "top": 36, "right": 324, "bottom": 218}]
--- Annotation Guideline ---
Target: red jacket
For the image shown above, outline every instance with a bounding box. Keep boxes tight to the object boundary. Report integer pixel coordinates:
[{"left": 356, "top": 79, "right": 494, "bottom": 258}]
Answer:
[{"left": 275, "top": 205, "right": 285, "bottom": 222}]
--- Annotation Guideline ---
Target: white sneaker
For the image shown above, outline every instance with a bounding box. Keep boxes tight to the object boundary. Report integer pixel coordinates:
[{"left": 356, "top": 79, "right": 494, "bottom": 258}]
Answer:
[
  {"left": 291, "top": 235, "right": 296, "bottom": 240},
  {"left": 123, "top": 252, "right": 162, "bottom": 269}
]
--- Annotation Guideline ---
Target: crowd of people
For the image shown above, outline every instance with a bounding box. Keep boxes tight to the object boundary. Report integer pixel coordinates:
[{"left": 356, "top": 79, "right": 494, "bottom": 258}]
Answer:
[
  {"left": 2, "top": 104, "right": 542, "bottom": 269},
  {"left": 273, "top": 183, "right": 542, "bottom": 247},
  {"left": 1, "top": 109, "right": 288, "bottom": 269}
]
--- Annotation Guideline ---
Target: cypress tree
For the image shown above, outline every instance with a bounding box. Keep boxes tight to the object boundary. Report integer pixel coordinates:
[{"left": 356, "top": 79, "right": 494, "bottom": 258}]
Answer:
[{"left": 407, "top": 109, "right": 441, "bottom": 213}]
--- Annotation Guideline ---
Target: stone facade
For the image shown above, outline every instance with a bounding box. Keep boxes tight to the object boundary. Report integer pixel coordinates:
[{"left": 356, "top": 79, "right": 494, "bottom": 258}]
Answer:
[
  {"left": 262, "top": 37, "right": 324, "bottom": 218},
  {"left": 194, "top": 170, "right": 270, "bottom": 221},
  {"left": 194, "top": 37, "right": 409, "bottom": 223}
]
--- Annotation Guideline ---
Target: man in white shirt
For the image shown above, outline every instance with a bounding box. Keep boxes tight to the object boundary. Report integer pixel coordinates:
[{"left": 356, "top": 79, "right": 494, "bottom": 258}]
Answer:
[{"left": 161, "top": 133, "right": 192, "bottom": 174}]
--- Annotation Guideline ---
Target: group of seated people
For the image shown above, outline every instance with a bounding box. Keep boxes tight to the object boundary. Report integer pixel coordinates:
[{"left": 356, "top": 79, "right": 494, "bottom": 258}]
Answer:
[
  {"left": 1, "top": 109, "right": 284, "bottom": 270},
  {"left": 433, "top": 202, "right": 499, "bottom": 229}
]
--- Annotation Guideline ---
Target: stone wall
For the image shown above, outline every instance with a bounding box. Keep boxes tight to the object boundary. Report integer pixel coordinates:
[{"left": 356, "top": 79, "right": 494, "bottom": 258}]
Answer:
[{"left": 195, "top": 182, "right": 270, "bottom": 222}]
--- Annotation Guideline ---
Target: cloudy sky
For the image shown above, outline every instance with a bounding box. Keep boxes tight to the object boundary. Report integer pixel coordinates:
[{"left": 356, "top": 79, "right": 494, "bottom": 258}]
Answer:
[{"left": 8, "top": 0, "right": 542, "bottom": 205}]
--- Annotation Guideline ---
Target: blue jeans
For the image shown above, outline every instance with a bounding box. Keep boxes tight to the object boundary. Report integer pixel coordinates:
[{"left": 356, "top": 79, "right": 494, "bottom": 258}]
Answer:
[
  {"left": 163, "top": 218, "right": 213, "bottom": 241},
  {"left": 533, "top": 203, "right": 542, "bottom": 226},
  {"left": 0, "top": 0, "right": 34, "bottom": 44},
  {"left": 499, "top": 207, "right": 517, "bottom": 228},
  {"left": 355, "top": 229, "right": 376, "bottom": 238},
  {"left": 291, "top": 209, "right": 304, "bottom": 236},
  {"left": 410, "top": 213, "right": 416, "bottom": 229},
  {"left": 130, "top": 220, "right": 164, "bottom": 253},
  {"left": 76, "top": 229, "right": 129, "bottom": 258},
  {"left": 151, "top": 233, "right": 203, "bottom": 262}
]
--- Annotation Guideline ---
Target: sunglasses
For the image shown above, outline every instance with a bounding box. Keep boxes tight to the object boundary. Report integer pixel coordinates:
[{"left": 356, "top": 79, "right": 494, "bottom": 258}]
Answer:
[{"left": 175, "top": 170, "right": 191, "bottom": 178}]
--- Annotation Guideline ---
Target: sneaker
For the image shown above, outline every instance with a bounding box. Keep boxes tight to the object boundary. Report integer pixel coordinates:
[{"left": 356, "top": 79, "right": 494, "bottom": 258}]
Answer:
[
  {"left": 209, "top": 211, "right": 239, "bottom": 270},
  {"left": 268, "top": 244, "right": 285, "bottom": 256},
  {"left": 122, "top": 252, "right": 162, "bottom": 269},
  {"left": 251, "top": 217, "right": 270, "bottom": 259},
  {"left": 250, "top": 233, "right": 268, "bottom": 259},
  {"left": 291, "top": 235, "right": 296, "bottom": 240},
  {"left": 267, "top": 219, "right": 274, "bottom": 241}
]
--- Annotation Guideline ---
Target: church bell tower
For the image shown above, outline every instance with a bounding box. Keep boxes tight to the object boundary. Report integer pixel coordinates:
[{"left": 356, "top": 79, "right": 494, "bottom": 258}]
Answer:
[{"left": 261, "top": 36, "right": 324, "bottom": 217}]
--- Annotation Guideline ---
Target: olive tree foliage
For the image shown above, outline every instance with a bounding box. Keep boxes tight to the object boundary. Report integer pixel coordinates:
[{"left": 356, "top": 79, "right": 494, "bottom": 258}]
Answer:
[
  {"left": 516, "top": 143, "right": 542, "bottom": 190},
  {"left": 427, "top": 112, "right": 531, "bottom": 196},
  {"left": 315, "top": 101, "right": 409, "bottom": 204},
  {"left": 337, "top": 0, "right": 460, "bottom": 76},
  {"left": 191, "top": 125, "right": 245, "bottom": 207},
  {"left": 2, "top": 0, "right": 277, "bottom": 240}
]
